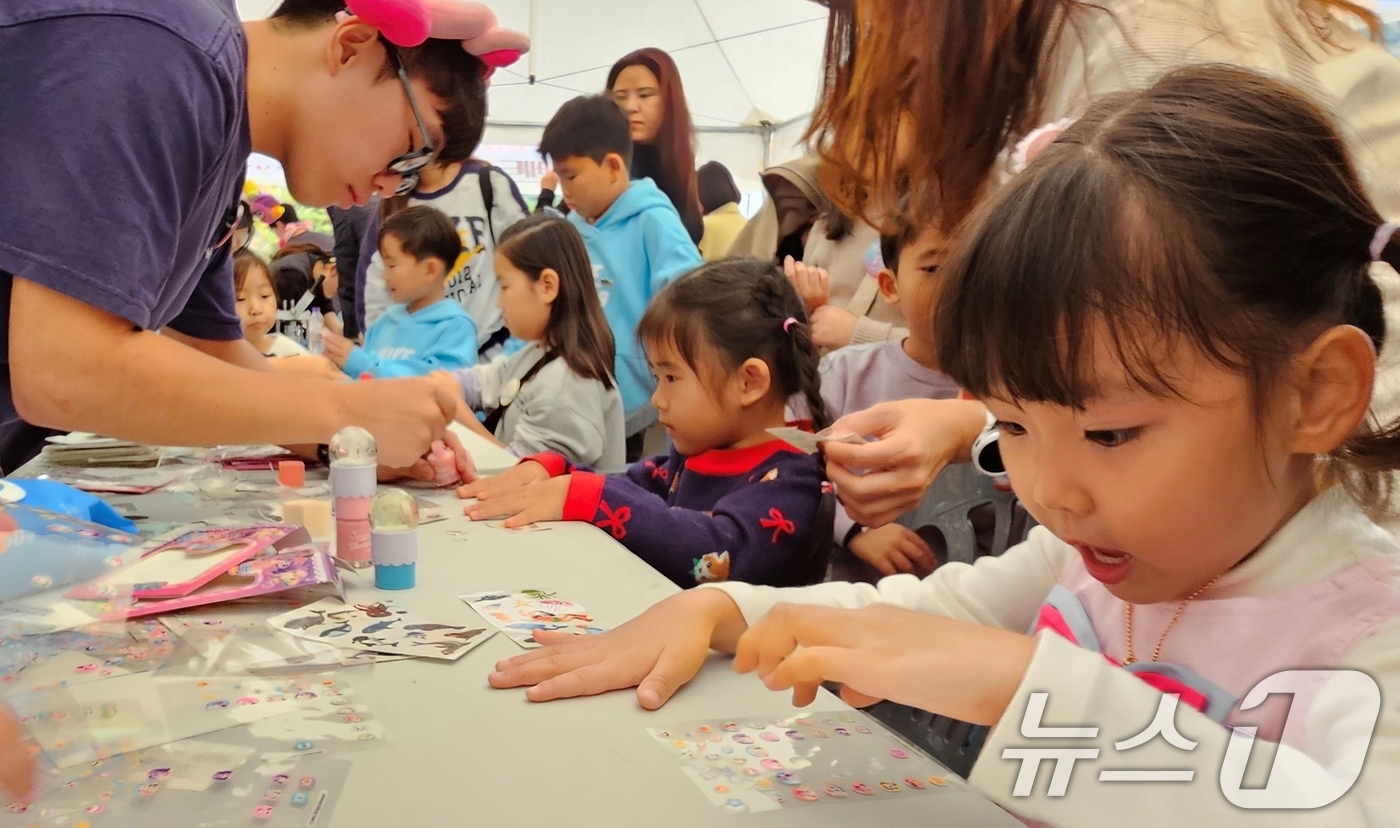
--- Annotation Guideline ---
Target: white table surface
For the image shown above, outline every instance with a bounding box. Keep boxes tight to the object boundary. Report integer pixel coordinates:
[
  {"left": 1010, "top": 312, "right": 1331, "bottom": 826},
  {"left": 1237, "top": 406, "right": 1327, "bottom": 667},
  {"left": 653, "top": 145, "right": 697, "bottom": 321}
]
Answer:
[
  {"left": 11, "top": 455, "right": 1020, "bottom": 828},
  {"left": 318, "top": 492, "right": 1019, "bottom": 828}
]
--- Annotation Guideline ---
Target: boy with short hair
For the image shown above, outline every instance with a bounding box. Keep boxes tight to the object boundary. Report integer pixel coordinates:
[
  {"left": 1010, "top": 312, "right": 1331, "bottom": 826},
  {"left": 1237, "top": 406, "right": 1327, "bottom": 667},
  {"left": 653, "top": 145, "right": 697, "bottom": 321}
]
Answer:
[
  {"left": 538, "top": 95, "right": 702, "bottom": 453},
  {"left": 0, "top": 0, "right": 524, "bottom": 470},
  {"left": 793, "top": 221, "right": 960, "bottom": 578},
  {"left": 323, "top": 206, "right": 478, "bottom": 378}
]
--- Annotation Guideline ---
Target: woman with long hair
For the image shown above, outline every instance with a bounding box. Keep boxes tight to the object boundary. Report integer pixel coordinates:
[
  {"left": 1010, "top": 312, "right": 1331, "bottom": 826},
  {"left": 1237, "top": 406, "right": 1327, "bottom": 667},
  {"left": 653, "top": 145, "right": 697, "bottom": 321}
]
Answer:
[
  {"left": 804, "top": 0, "right": 1400, "bottom": 528},
  {"left": 607, "top": 48, "right": 704, "bottom": 244}
]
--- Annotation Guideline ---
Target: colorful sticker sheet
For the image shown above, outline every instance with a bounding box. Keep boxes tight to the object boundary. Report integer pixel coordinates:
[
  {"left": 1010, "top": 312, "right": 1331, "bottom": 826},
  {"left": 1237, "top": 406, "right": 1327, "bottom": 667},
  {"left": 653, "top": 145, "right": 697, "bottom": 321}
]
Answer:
[
  {"left": 0, "top": 620, "right": 184, "bottom": 696},
  {"left": 9, "top": 670, "right": 384, "bottom": 770},
  {"left": 268, "top": 599, "right": 493, "bottom": 661},
  {"left": 459, "top": 590, "right": 606, "bottom": 649},
  {"left": 647, "top": 711, "right": 959, "bottom": 814},
  {"left": 0, "top": 740, "right": 354, "bottom": 828}
]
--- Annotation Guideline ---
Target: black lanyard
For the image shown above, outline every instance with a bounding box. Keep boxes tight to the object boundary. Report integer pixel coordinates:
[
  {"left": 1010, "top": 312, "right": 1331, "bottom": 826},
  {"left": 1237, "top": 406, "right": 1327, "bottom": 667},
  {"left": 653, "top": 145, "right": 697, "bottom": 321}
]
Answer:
[{"left": 483, "top": 350, "right": 560, "bottom": 433}]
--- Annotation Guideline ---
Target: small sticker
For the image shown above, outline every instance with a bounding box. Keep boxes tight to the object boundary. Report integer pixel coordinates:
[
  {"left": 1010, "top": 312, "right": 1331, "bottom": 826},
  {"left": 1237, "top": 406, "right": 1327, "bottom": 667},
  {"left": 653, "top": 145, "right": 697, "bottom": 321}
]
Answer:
[
  {"left": 794, "top": 787, "right": 819, "bottom": 802},
  {"left": 852, "top": 782, "right": 874, "bottom": 796},
  {"left": 890, "top": 748, "right": 908, "bottom": 759},
  {"left": 879, "top": 781, "right": 900, "bottom": 792}
]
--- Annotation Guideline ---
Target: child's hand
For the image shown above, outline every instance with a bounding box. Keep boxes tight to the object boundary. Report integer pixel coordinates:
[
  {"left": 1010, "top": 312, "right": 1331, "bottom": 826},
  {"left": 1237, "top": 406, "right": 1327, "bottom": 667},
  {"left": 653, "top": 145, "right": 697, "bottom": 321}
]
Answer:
[
  {"left": 734, "top": 602, "right": 1036, "bottom": 725},
  {"left": 457, "top": 458, "right": 551, "bottom": 501},
  {"left": 322, "top": 331, "right": 352, "bottom": 368},
  {"left": 465, "top": 475, "right": 569, "bottom": 526},
  {"left": 784, "top": 256, "right": 831, "bottom": 312},
  {"left": 848, "top": 524, "right": 939, "bottom": 577},
  {"left": 809, "top": 304, "right": 859, "bottom": 350},
  {"left": 490, "top": 588, "right": 745, "bottom": 708},
  {"left": 540, "top": 170, "right": 559, "bottom": 191}
]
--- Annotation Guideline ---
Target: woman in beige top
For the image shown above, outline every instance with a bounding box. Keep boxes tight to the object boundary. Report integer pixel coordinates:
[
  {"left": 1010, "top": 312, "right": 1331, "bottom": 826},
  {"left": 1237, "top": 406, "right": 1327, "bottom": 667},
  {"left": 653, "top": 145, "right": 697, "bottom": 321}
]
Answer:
[{"left": 807, "top": 0, "right": 1400, "bottom": 527}]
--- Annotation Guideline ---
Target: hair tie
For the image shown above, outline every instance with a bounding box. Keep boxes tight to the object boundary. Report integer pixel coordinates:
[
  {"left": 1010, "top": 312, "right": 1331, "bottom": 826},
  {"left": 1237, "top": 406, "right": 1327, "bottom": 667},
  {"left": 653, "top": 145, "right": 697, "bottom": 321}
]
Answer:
[
  {"left": 782, "top": 317, "right": 798, "bottom": 333},
  {"left": 1372, "top": 222, "right": 1398, "bottom": 263}
]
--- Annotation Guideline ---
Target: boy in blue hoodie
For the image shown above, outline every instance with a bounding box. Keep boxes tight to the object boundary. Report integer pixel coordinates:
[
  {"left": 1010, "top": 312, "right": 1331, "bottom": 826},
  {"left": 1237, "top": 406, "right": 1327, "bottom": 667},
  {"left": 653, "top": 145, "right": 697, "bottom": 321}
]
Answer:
[
  {"left": 321, "top": 206, "right": 478, "bottom": 379},
  {"left": 539, "top": 96, "right": 703, "bottom": 456}
]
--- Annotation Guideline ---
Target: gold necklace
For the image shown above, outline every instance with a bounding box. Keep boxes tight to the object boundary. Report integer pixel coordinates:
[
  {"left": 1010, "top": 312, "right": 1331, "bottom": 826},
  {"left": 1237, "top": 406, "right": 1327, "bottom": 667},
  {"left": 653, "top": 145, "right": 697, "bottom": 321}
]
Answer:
[{"left": 1123, "top": 575, "right": 1221, "bottom": 665}]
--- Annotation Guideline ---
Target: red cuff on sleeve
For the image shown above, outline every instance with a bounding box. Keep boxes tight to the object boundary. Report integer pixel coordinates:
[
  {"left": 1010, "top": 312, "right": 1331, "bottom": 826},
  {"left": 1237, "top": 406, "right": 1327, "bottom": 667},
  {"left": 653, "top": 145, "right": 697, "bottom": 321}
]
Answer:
[
  {"left": 523, "top": 452, "right": 568, "bottom": 478},
  {"left": 562, "top": 472, "right": 606, "bottom": 522}
]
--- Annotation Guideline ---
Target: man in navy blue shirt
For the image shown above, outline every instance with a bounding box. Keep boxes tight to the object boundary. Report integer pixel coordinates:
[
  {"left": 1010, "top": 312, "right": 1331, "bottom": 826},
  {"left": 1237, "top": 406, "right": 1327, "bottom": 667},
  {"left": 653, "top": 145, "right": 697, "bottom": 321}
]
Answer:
[{"left": 0, "top": 0, "right": 497, "bottom": 471}]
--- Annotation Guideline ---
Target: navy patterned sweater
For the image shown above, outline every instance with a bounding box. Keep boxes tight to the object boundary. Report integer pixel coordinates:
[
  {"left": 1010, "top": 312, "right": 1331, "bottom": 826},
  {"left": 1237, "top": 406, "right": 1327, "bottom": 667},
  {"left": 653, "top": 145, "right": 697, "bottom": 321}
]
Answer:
[{"left": 527, "top": 440, "right": 828, "bottom": 588}]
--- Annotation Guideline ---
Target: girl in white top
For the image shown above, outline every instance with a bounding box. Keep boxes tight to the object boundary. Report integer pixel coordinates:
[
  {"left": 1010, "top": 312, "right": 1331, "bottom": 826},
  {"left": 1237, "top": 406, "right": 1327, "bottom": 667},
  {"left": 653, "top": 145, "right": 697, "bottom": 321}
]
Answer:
[
  {"left": 806, "top": 0, "right": 1400, "bottom": 531},
  {"left": 487, "top": 68, "right": 1400, "bottom": 825},
  {"left": 233, "top": 250, "right": 307, "bottom": 358},
  {"left": 434, "top": 215, "right": 625, "bottom": 472}
]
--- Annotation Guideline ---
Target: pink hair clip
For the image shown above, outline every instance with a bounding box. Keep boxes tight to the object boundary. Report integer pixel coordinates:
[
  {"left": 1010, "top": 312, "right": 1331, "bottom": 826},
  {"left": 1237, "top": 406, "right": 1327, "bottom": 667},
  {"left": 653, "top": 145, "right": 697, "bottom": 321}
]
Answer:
[
  {"left": 343, "top": 0, "right": 530, "bottom": 76},
  {"left": 1010, "top": 117, "right": 1078, "bottom": 175},
  {"left": 782, "top": 317, "right": 798, "bottom": 333},
  {"left": 1373, "top": 222, "right": 1398, "bottom": 263}
]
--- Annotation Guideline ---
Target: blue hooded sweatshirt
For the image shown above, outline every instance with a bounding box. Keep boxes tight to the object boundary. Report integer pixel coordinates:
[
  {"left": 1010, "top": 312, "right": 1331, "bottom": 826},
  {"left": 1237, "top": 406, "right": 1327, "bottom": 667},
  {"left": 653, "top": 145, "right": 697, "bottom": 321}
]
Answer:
[
  {"left": 342, "top": 299, "right": 478, "bottom": 379},
  {"left": 569, "top": 178, "right": 703, "bottom": 435}
]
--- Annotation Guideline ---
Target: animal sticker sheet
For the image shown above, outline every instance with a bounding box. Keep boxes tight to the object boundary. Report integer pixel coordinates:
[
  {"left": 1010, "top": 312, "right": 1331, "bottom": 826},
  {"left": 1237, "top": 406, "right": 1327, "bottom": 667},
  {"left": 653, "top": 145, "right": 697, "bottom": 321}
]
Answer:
[
  {"left": 459, "top": 590, "right": 606, "bottom": 649},
  {"left": 267, "top": 599, "right": 493, "bottom": 661}
]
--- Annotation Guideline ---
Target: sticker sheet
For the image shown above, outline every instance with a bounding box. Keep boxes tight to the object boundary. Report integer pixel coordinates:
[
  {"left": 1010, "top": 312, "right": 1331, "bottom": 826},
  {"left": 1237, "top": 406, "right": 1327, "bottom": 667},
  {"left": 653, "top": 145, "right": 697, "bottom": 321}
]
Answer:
[
  {"left": 460, "top": 590, "right": 606, "bottom": 648},
  {"left": 268, "top": 598, "right": 493, "bottom": 661},
  {"left": 0, "top": 619, "right": 186, "bottom": 695},
  {"left": 647, "top": 711, "right": 958, "bottom": 814},
  {"left": 0, "top": 741, "right": 355, "bottom": 828},
  {"left": 9, "top": 670, "right": 383, "bottom": 769}
]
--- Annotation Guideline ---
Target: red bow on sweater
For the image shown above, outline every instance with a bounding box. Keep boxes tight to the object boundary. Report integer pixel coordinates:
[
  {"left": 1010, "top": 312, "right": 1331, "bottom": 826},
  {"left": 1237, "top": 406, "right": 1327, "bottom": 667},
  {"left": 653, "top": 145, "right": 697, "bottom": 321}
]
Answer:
[{"left": 759, "top": 508, "right": 796, "bottom": 544}]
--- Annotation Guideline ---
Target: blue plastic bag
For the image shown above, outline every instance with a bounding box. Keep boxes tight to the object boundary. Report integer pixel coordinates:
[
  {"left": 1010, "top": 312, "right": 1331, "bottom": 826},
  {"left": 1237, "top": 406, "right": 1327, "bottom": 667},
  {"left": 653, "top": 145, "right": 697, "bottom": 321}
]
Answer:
[{"left": 0, "top": 480, "right": 136, "bottom": 533}]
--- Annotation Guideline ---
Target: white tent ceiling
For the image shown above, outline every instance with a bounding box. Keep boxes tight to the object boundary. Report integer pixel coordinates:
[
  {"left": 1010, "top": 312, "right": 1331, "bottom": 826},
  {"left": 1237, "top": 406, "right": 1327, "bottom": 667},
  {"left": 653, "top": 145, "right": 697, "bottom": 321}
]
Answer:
[
  {"left": 235, "top": 1, "right": 827, "bottom": 130},
  {"left": 236, "top": 0, "right": 827, "bottom": 193}
]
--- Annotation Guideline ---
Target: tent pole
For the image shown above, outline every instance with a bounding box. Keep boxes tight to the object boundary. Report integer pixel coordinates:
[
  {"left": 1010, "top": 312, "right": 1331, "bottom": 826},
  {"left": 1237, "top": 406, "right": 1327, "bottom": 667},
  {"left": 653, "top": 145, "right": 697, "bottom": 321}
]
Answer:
[{"left": 528, "top": 0, "right": 539, "bottom": 81}]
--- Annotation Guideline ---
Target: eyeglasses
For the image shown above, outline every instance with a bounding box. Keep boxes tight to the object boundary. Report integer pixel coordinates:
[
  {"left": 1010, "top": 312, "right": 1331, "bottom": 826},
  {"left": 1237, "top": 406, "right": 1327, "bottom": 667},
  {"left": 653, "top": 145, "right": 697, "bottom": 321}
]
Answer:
[
  {"left": 217, "top": 200, "right": 253, "bottom": 251},
  {"left": 385, "top": 45, "right": 436, "bottom": 196}
]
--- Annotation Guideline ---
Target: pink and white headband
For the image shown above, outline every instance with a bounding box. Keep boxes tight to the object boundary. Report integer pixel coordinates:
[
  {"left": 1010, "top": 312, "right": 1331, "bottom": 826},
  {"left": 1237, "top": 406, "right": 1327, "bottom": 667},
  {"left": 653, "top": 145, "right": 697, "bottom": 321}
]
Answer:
[
  {"left": 1373, "top": 222, "right": 1398, "bottom": 263},
  {"left": 342, "top": 0, "right": 529, "bottom": 76}
]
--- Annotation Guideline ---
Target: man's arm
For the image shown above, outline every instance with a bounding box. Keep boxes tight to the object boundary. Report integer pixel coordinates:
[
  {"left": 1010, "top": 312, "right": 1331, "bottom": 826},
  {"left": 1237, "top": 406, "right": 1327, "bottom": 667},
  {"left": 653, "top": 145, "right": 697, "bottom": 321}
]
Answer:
[
  {"left": 9, "top": 277, "right": 454, "bottom": 465},
  {"left": 162, "top": 329, "right": 271, "bottom": 373}
]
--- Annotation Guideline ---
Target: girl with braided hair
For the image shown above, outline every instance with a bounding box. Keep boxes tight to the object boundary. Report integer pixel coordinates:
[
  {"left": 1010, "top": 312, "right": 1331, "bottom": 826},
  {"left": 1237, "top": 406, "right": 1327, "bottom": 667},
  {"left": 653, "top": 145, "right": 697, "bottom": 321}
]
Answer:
[{"left": 462, "top": 259, "right": 833, "bottom": 590}]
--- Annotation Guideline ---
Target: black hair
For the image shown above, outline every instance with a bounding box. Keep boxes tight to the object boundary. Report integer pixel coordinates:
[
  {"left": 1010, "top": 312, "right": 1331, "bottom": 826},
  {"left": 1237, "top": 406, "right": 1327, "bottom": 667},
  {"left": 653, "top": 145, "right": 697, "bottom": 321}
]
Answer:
[
  {"left": 879, "top": 217, "right": 918, "bottom": 273},
  {"left": 233, "top": 249, "right": 277, "bottom": 303},
  {"left": 638, "top": 259, "right": 830, "bottom": 432},
  {"left": 697, "top": 161, "right": 742, "bottom": 214},
  {"left": 934, "top": 64, "right": 1400, "bottom": 514},
  {"left": 379, "top": 205, "right": 462, "bottom": 271},
  {"left": 495, "top": 215, "right": 616, "bottom": 390},
  {"left": 237, "top": 200, "right": 254, "bottom": 231},
  {"left": 276, "top": 203, "right": 300, "bottom": 225},
  {"left": 270, "top": 0, "right": 487, "bottom": 163},
  {"left": 539, "top": 95, "right": 633, "bottom": 168}
]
